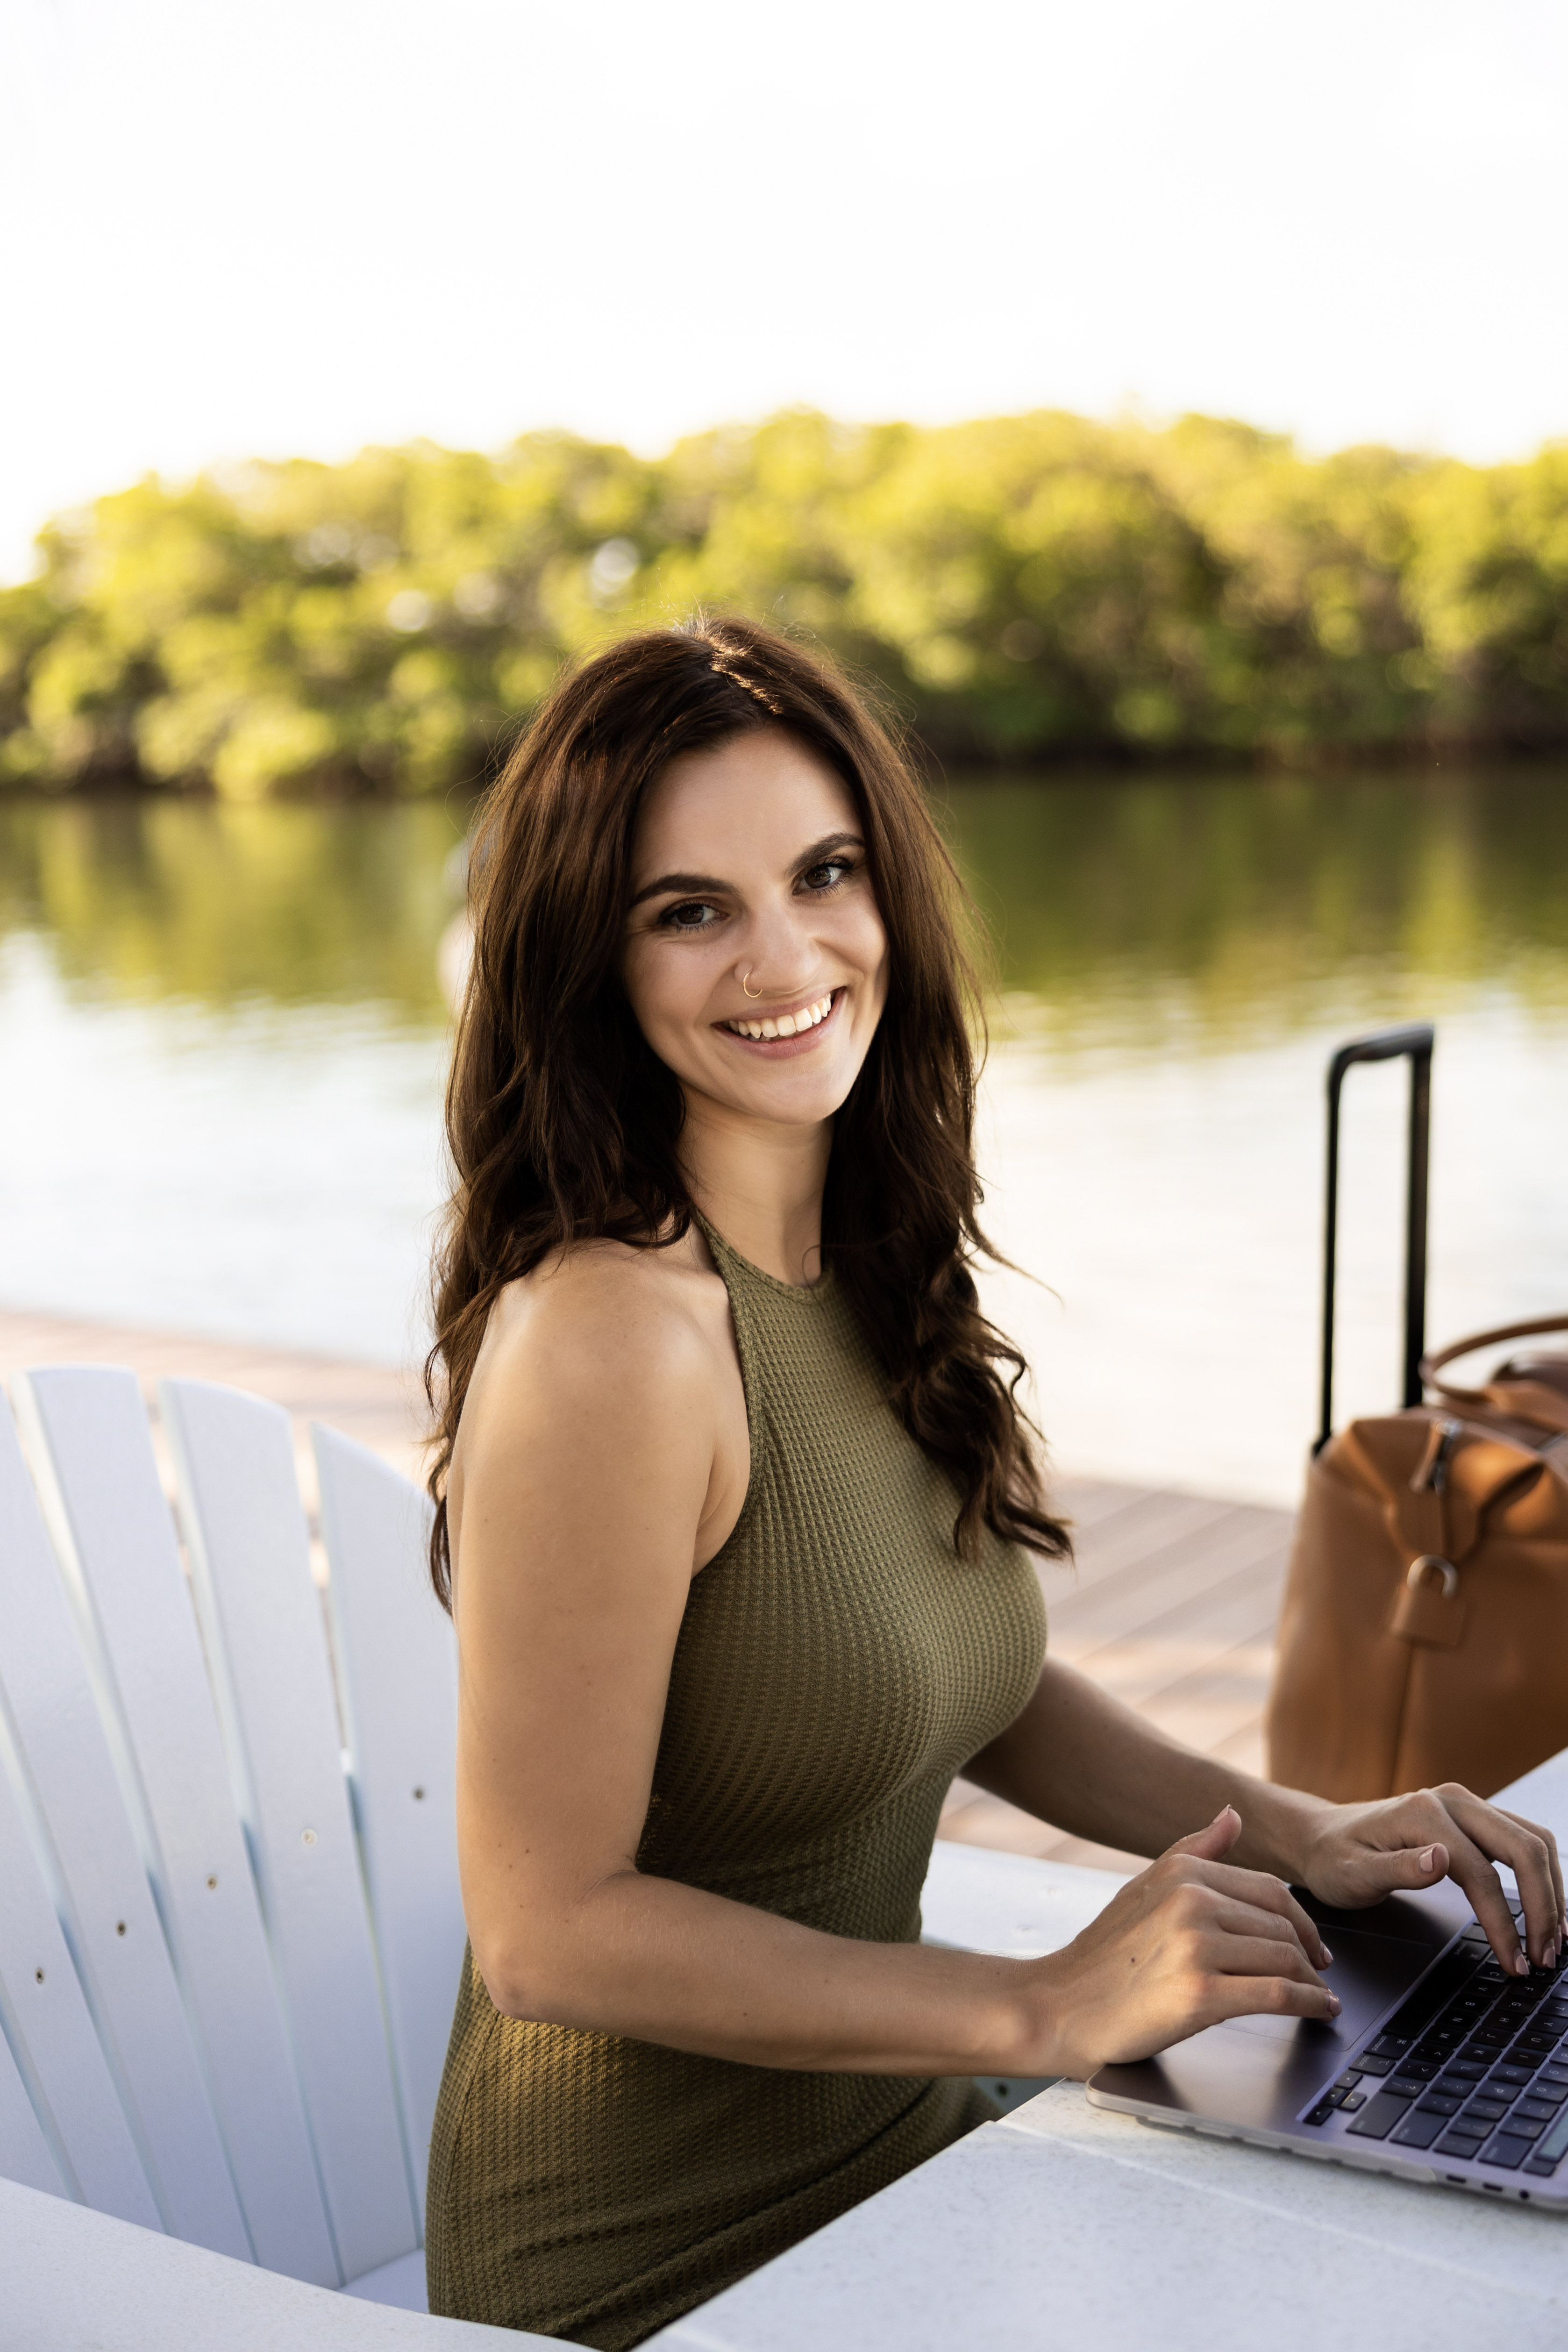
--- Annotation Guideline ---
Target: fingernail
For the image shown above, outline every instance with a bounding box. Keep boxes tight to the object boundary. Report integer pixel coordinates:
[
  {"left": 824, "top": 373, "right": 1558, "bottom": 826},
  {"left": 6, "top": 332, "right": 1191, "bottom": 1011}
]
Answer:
[
  {"left": 1327, "top": 1995, "right": 1341, "bottom": 2012},
  {"left": 1418, "top": 1846, "right": 1436, "bottom": 1872},
  {"left": 1516, "top": 1952, "right": 1530, "bottom": 1975},
  {"left": 1320, "top": 1946, "right": 1334, "bottom": 1965}
]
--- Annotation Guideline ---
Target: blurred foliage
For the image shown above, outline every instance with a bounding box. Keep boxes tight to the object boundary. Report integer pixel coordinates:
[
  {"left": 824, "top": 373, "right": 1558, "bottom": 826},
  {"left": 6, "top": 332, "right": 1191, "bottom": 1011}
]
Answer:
[{"left": 3, "top": 411, "right": 1568, "bottom": 797}]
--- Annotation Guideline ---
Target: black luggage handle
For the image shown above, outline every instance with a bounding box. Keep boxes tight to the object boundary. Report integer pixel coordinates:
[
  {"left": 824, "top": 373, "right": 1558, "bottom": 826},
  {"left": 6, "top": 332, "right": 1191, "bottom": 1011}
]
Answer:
[{"left": 1316, "top": 1023, "right": 1435, "bottom": 1455}]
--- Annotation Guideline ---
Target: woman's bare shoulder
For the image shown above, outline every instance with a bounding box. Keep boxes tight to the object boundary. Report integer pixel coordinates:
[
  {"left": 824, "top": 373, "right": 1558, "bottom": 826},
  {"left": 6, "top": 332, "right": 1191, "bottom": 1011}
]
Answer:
[{"left": 467, "top": 1234, "right": 725, "bottom": 1429}]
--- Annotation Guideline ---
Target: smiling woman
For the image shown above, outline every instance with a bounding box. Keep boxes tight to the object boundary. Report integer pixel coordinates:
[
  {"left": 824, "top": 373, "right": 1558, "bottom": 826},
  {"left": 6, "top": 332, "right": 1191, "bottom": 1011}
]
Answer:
[{"left": 419, "top": 618, "right": 1564, "bottom": 2351}]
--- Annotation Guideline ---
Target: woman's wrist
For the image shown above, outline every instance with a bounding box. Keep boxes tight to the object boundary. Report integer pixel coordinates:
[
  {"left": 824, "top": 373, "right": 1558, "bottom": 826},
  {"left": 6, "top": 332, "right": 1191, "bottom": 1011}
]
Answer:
[
  {"left": 1005, "top": 1951, "right": 1076, "bottom": 2078},
  {"left": 1234, "top": 1780, "right": 1336, "bottom": 1888}
]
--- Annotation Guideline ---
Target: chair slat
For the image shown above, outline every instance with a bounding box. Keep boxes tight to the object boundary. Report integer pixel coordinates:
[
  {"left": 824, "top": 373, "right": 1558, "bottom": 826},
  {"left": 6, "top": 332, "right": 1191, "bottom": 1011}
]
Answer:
[
  {"left": 0, "top": 2023, "right": 64, "bottom": 2202},
  {"left": 0, "top": 1753, "right": 148, "bottom": 2214},
  {"left": 18, "top": 1368, "right": 341, "bottom": 2286},
  {"left": 314, "top": 1425, "right": 464, "bottom": 2220},
  {"left": 0, "top": 1395, "right": 248, "bottom": 2256},
  {"left": 159, "top": 1379, "right": 419, "bottom": 2282}
]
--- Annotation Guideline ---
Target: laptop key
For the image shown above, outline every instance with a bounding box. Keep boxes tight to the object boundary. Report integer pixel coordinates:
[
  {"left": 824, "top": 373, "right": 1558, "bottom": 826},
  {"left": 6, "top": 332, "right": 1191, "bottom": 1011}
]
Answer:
[
  {"left": 1347, "top": 2092, "right": 1411, "bottom": 2141},
  {"left": 1391, "top": 2110, "right": 1447, "bottom": 2149},
  {"left": 1438, "top": 2131, "right": 1487, "bottom": 2156},
  {"left": 1415, "top": 2093, "right": 1465, "bottom": 2116},
  {"left": 1464, "top": 2099, "right": 1511, "bottom": 2122},
  {"left": 1513, "top": 2098, "right": 1562, "bottom": 2124},
  {"left": 1339, "top": 2090, "right": 1366, "bottom": 2111},
  {"left": 1480, "top": 2133, "right": 1533, "bottom": 2170},
  {"left": 1355, "top": 2053, "right": 1394, "bottom": 2077},
  {"left": 1532, "top": 2109, "right": 1568, "bottom": 2166},
  {"left": 1502, "top": 2111, "right": 1547, "bottom": 2140}
]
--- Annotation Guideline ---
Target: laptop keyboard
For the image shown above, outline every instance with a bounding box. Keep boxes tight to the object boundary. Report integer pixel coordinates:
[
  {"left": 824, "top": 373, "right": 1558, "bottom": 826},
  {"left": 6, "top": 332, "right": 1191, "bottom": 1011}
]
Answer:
[{"left": 1302, "top": 1907, "right": 1568, "bottom": 2177}]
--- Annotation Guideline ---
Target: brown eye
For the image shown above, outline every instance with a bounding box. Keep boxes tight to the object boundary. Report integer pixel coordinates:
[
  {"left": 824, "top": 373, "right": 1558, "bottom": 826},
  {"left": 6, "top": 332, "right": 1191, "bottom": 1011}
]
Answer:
[
  {"left": 801, "top": 860, "right": 850, "bottom": 892},
  {"left": 662, "top": 899, "right": 715, "bottom": 931}
]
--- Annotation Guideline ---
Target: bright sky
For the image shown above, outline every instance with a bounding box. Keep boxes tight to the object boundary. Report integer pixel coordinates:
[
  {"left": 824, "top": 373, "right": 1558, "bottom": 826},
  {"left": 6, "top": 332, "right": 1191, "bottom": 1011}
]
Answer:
[{"left": 3, "top": 0, "right": 1565, "bottom": 582}]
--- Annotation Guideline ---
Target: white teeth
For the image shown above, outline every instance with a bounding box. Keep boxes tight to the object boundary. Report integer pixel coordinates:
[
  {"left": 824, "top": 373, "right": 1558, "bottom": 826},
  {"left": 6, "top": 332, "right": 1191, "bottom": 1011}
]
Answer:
[{"left": 726, "top": 990, "right": 836, "bottom": 1040}]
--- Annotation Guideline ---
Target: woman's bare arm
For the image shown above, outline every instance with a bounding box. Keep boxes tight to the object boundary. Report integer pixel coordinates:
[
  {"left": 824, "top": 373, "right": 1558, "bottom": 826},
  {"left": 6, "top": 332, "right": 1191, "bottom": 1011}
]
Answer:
[
  {"left": 449, "top": 1253, "right": 1340, "bottom": 2081},
  {"left": 966, "top": 1654, "right": 1565, "bottom": 1976}
]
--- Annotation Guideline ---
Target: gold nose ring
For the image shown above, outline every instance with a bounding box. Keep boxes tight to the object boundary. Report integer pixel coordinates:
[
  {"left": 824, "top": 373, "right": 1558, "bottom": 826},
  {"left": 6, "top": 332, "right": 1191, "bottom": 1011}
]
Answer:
[{"left": 741, "top": 970, "right": 763, "bottom": 999}]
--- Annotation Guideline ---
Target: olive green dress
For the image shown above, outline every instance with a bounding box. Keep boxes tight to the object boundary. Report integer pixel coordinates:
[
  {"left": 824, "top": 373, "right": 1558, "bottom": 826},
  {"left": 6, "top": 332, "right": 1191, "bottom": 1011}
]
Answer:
[{"left": 425, "top": 1224, "right": 1048, "bottom": 2348}]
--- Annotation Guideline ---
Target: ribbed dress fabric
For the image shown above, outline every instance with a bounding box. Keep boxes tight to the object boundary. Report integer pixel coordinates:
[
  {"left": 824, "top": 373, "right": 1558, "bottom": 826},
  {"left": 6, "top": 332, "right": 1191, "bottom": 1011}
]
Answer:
[{"left": 425, "top": 1223, "right": 1048, "bottom": 2347}]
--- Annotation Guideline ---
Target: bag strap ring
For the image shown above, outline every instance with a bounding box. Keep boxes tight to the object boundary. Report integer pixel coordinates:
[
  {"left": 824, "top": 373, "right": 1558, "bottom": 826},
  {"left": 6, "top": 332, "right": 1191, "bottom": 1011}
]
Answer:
[{"left": 1407, "top": 1553, "right": 1459, "bottom": 1598}]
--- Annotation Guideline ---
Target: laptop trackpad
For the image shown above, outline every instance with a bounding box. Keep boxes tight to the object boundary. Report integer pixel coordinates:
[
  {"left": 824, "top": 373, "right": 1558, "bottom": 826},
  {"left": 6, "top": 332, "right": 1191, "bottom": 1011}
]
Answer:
[{"left": 1089, "top": 1924, "right": 1440, "bottom": 2129}]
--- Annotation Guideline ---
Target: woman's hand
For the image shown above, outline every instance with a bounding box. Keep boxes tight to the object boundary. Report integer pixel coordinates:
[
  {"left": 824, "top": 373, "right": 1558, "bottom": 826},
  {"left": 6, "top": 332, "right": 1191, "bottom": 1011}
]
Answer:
[
  {"left": 1027, "top": 1805, "right": 1339, "bottom": 2079},
  {"left": 1293, "top": 1784, "right": 1567, "bottom": 1976}
]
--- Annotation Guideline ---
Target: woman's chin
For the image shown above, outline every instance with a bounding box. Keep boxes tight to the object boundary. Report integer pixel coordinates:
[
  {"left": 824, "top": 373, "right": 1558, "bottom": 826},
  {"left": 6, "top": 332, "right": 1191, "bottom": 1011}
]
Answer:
[{"left": 681, "top": 1054, "right": 857, "bottom": 1132}]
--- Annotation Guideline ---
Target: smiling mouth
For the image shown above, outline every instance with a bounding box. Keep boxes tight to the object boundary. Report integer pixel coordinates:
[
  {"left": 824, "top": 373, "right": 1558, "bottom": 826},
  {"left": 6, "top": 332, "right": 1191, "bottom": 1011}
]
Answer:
[{"left": 722, "top": 988, "right": 839, "bottom": 1043}]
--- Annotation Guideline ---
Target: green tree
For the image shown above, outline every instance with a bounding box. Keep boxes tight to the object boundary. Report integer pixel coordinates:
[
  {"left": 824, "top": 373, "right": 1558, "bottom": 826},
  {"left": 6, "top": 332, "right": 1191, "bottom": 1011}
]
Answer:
[{"left": 4, "top": 411, "right": 1567, "bottom": 794}]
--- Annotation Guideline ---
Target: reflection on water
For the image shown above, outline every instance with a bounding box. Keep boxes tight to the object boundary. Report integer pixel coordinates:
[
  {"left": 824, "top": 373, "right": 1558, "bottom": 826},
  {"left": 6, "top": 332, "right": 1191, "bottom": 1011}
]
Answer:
[
  {"left": 948, "top": 768, "right": 1568, "bottom": 1050},
  {"left": 0, "top": 798, "right": 466, "bottom": 1019},
  {"left": 1, "top": 770, "right": 1565, "bottom": 1500}
]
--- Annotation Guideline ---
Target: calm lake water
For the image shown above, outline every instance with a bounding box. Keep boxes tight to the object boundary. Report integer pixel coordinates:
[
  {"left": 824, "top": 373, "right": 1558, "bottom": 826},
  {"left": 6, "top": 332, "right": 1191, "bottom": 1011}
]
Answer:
[{"left": 2, "top": 767, "right": 1565, "bottom": 1505}]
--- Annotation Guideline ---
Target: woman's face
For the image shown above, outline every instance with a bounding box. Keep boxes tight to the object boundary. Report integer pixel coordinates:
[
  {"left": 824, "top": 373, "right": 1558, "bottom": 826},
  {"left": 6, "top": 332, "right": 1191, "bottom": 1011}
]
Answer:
[{"left": 622, "top": 728, "right": 889, "bottom": 1133}]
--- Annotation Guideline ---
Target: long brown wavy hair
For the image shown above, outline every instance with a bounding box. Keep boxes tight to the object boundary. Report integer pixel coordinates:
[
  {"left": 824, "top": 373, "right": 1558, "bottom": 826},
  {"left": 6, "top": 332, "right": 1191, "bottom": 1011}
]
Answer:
[{"left": 425, "top": 614, "right": 1068, "bottom": 1604}]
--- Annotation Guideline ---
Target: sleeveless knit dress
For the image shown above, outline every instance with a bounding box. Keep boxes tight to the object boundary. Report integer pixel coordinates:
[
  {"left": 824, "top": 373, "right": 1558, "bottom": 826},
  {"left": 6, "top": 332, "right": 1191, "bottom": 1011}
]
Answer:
[{"left": 425, "top": 1225, "right": 1048, "bottom": 2348}]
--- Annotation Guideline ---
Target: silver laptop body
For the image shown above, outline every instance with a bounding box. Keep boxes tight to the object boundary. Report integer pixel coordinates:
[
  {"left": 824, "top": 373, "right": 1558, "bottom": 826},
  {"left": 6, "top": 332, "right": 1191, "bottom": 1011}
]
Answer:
[{"left": 1087, "top": 1880, "right": 1568, "bottom": 2209}]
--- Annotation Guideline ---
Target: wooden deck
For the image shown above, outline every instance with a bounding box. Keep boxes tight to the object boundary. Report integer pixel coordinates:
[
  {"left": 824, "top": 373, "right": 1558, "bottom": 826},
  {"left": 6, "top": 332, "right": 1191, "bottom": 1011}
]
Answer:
[{"left": 0, "top": 1309, "right": 1296, "bottom": 1875}]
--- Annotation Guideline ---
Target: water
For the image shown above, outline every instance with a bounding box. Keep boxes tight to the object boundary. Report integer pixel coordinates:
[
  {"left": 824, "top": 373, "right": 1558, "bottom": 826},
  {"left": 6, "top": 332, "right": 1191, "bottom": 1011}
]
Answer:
[
  {"left": 1, "top": 772, "right": 1565, "bottom": 1504},
  {"left": 0, "top": 801, "right": 462, "bottom": 1367}
]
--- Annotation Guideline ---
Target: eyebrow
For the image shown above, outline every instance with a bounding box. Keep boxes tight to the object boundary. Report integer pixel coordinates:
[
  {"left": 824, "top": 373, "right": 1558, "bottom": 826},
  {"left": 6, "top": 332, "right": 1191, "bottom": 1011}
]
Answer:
[{"left": 628, "top": 831, "right": 864, "bottom": 909}]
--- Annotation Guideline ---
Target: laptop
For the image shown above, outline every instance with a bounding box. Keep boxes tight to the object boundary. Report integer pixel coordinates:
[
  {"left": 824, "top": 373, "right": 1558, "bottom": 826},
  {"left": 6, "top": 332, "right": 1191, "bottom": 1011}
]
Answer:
[{"left": 1086, "top": 1876, "right": 1568, "bottom": 2206}]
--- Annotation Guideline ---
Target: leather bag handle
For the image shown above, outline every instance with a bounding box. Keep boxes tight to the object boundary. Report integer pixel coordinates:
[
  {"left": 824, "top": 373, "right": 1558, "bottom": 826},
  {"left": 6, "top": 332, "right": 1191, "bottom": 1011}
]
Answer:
[{"left": 1422, "top": 1314, "right": 1568, "bottom": 1406}]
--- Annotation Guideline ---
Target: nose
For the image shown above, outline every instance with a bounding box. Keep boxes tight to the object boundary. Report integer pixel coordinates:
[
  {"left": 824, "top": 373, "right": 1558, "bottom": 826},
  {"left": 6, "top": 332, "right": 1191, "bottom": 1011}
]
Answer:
[{"left": 734, "top": 905, "right": 820, "bottom": 1003}]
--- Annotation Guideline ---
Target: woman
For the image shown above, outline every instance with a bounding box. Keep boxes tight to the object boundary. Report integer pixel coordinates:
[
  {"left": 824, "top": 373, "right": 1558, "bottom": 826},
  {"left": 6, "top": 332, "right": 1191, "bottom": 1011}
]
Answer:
[{"left": 423, "top": 617, "right": 1562, "bottom": 2348}]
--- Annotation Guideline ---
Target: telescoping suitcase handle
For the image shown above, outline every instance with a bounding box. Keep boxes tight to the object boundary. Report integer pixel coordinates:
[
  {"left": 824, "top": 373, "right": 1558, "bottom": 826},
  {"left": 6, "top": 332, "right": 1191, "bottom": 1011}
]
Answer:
[{"left": 1315, "top": 1023, "right": 1435, "bottom": 1455}]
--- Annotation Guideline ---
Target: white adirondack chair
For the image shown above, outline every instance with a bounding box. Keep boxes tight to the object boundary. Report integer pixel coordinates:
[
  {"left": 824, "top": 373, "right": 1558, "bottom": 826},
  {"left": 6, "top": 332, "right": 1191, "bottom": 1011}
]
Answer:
[{"left": 0, "top": 1367, "right": 1105, "bottom": 2350}]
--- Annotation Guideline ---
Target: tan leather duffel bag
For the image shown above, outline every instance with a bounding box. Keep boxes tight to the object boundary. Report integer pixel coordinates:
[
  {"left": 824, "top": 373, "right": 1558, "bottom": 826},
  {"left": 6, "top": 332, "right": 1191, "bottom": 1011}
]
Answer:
[{"left": 1267, "top": 1317, "right": 1568, "bottom": 1802}]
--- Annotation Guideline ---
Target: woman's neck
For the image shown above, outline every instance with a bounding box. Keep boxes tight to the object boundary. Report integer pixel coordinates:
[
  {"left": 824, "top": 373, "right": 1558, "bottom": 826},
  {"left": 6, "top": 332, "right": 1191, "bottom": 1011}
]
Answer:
[{"left": 678, "top": 1091, "right": 832, "bottom": 1287}]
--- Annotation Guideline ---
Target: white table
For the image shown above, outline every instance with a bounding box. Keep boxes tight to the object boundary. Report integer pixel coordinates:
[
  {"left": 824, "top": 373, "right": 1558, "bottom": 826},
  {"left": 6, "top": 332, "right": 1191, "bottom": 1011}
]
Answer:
[{"left": 659, "top": 1753, "right": 1568, "bottom": 2350}]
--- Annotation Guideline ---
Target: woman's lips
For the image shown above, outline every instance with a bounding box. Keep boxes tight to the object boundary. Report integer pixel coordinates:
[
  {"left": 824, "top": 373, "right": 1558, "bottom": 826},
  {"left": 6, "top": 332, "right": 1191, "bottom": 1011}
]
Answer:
[{"left": 715, "top": 987, "right": 843, "bottom": 1056}]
